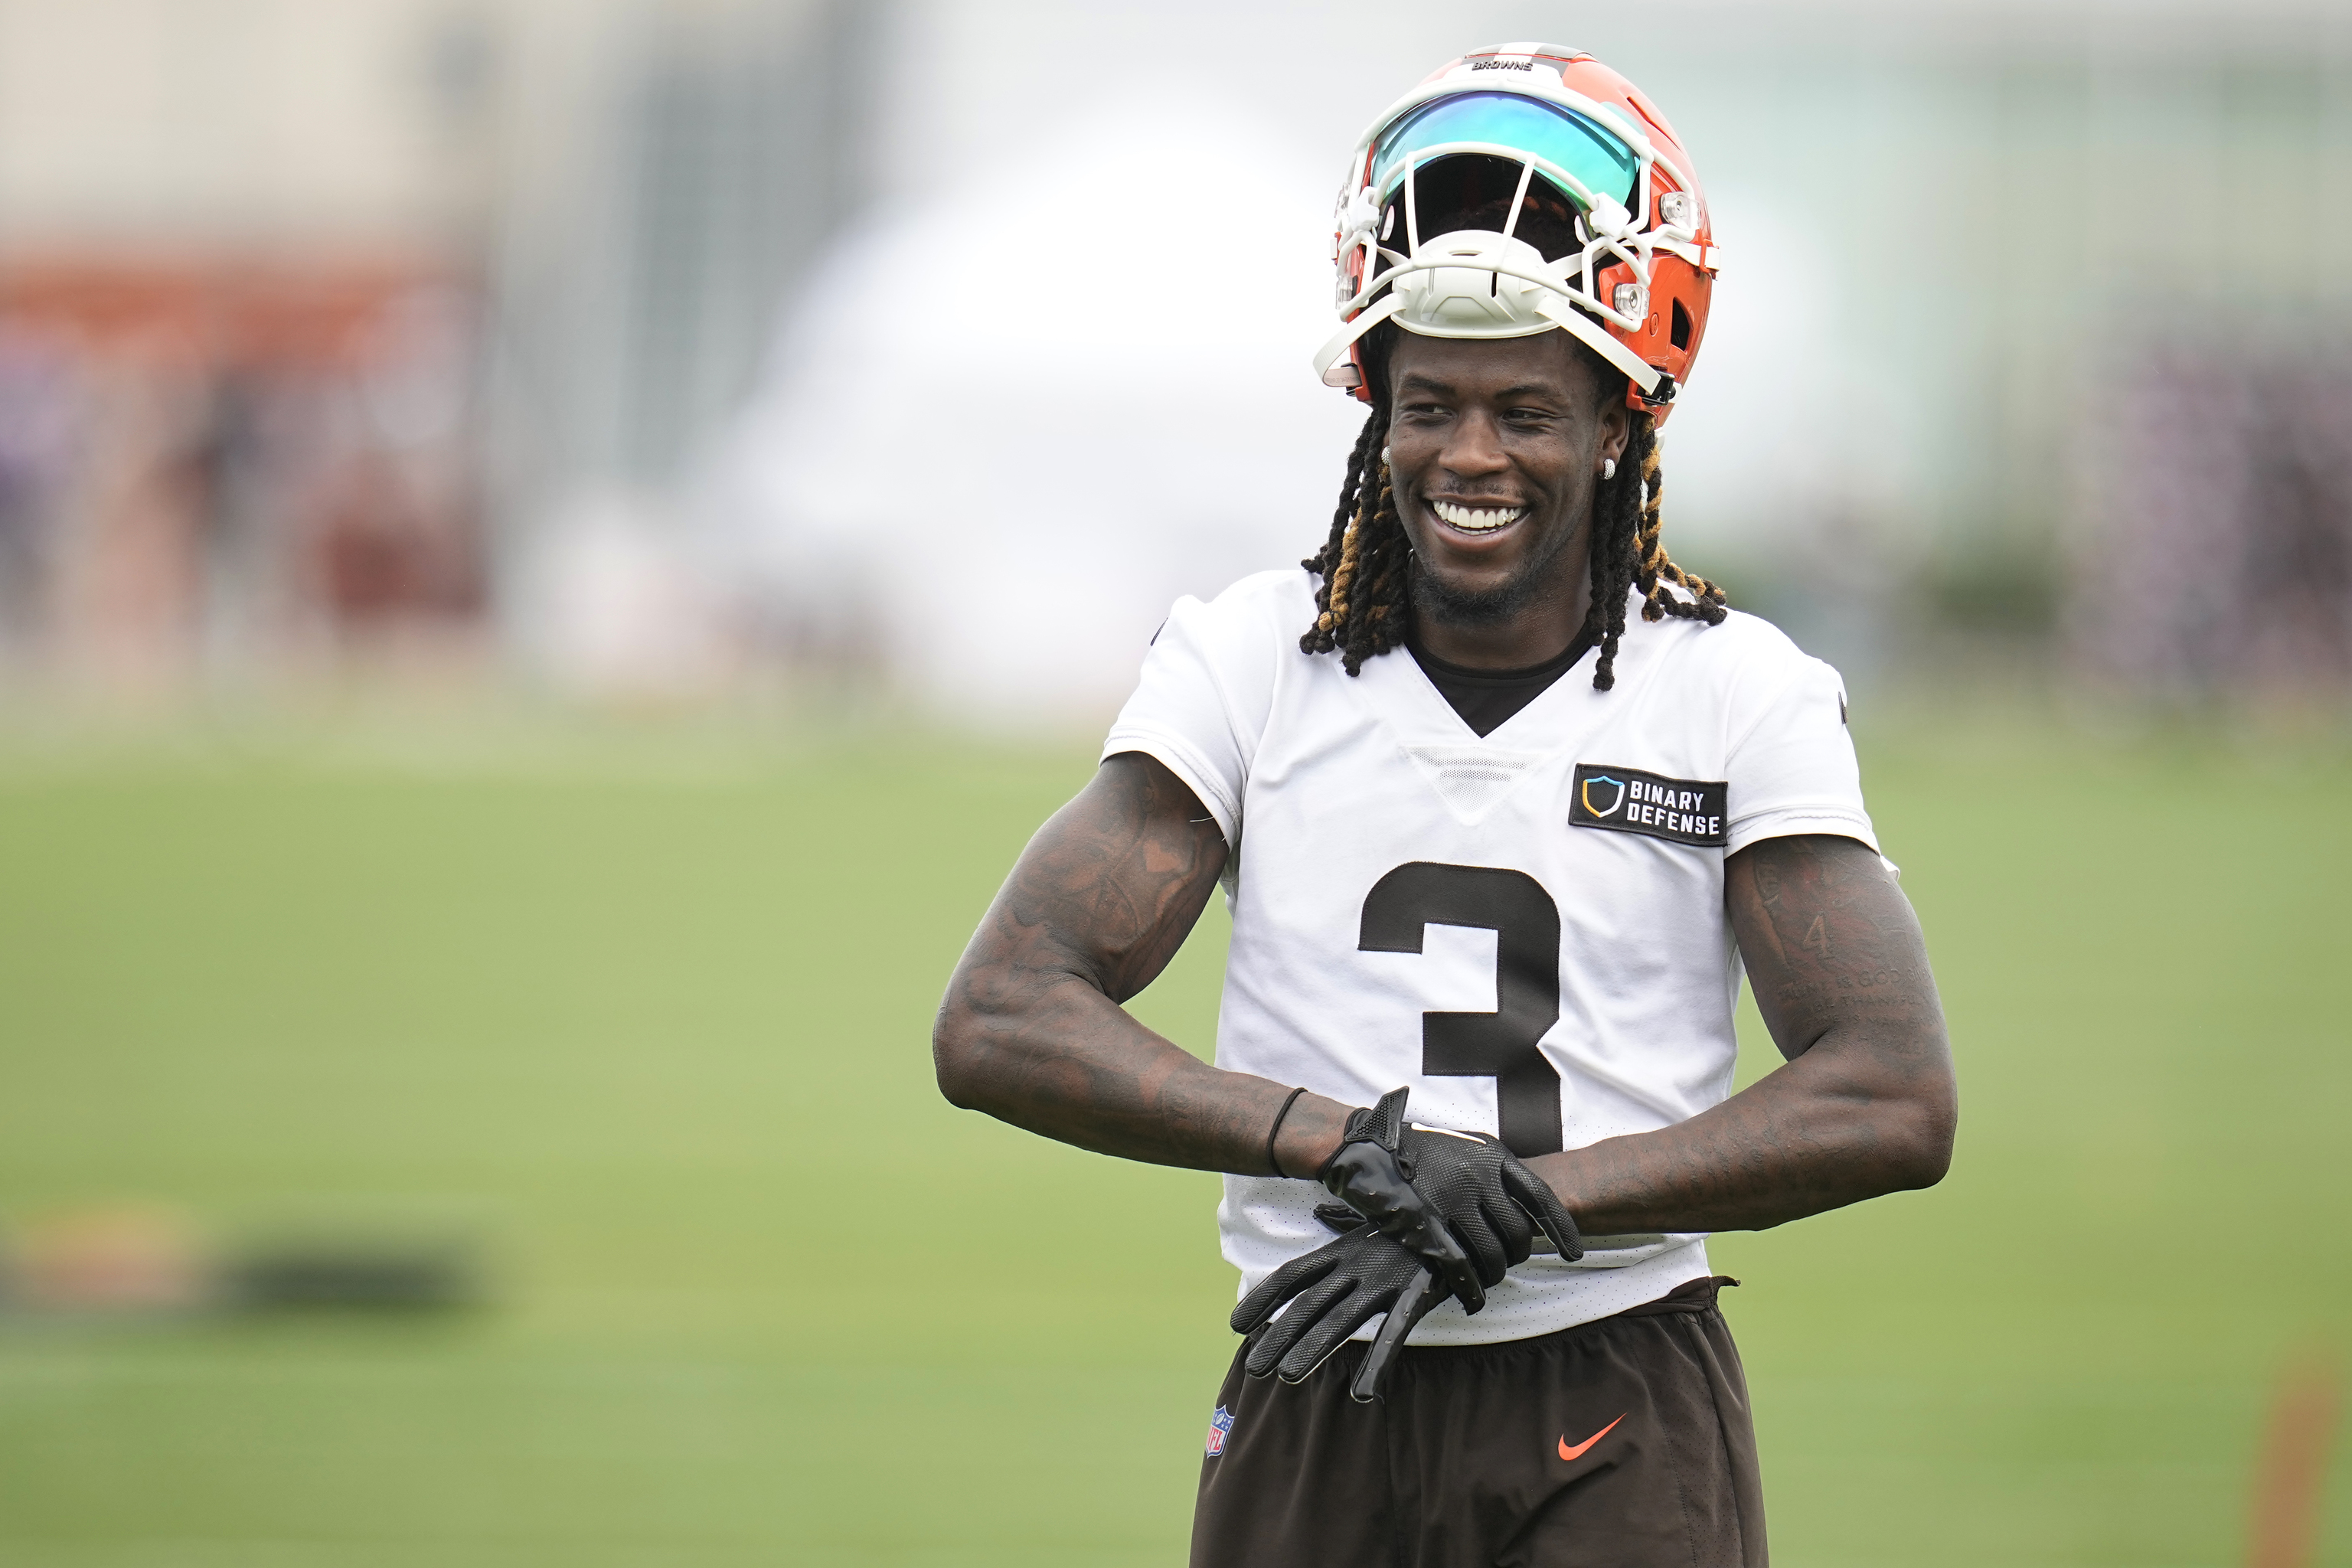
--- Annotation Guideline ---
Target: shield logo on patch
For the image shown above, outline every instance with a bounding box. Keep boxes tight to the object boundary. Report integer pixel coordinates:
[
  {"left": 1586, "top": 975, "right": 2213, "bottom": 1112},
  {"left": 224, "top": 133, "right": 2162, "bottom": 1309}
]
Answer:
[
  {"left": 1206, "top": 1406, "right": 1235, "bottom": 1456},
  {"left": 1579, "top": 774, "right": 1626, "bottom": 818}
]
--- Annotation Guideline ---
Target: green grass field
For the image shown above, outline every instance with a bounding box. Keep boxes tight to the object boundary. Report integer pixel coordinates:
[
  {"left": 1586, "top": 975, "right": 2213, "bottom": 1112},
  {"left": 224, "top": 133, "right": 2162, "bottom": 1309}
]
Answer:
[{"left": 0, "top": 715, "right": 2345, "bottom": 1565}]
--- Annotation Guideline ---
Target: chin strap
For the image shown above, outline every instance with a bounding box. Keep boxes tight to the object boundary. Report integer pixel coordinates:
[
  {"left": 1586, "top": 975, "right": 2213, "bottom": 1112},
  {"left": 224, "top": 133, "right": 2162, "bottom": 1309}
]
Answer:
[
  {"left": 1313, "top": 295, "right": 1403, "bottom": 388},
  {"left": 1530, "top": 294, "right": 1664, "bottom": 397}
]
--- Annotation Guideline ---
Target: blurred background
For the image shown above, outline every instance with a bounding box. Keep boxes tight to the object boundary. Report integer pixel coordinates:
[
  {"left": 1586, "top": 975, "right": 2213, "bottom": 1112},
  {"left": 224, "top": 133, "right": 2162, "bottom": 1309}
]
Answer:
[
  {"left": 0, "top": 0, "right": 2346, "bottom": 1563},
  {"left": 0, "top": 0, "right": 2344, "bottom": 713}
]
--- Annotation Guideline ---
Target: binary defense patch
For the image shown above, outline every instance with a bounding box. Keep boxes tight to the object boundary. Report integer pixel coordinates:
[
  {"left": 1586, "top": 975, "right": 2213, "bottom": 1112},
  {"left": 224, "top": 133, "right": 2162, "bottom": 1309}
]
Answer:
[{"left": 1569, "top": 765, "right": 1727, "bottom": 848}]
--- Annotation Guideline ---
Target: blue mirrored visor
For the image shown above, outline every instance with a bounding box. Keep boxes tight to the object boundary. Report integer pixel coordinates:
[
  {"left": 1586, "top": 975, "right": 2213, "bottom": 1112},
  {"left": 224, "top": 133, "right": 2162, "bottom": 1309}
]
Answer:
[{"left": 1370, "top": 91, "right": 1638, "bottom": 212}]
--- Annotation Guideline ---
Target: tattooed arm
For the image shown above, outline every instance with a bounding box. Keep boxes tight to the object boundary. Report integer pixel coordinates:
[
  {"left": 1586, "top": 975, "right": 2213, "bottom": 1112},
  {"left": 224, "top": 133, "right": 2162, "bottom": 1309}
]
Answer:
[
  {"left": 933, "top": 752, "right": 1355, "bottom": 1177},
  {"left": 1526, "top": 834, "right": 1956, "bottom": 1234}
]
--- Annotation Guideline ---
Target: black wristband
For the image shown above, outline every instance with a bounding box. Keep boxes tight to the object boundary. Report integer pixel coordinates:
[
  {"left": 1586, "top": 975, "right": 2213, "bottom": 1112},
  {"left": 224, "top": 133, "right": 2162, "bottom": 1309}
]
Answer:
[{"left": 1264, "top": 1086, "right": 1309, "bottom": 1177}]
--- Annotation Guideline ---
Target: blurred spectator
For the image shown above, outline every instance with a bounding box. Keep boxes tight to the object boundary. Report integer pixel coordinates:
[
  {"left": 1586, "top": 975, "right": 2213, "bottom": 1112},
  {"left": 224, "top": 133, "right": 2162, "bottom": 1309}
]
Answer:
[
  {"left": 2074, "top": 349, "right": 2352, "bottom": 699},
  {"left": 0, "top": 323, "right": 80, "bottom": 662},
  {"left": 0, "top": 261, "right": 485, "bottom": 681}
]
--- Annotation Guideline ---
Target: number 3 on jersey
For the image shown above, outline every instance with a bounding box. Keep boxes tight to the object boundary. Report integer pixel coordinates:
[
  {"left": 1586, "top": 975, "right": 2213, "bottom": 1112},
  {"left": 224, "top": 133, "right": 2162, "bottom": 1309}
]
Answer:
[{"left": 1358, "top": 862, "right": 1563, "bottom": 1156}]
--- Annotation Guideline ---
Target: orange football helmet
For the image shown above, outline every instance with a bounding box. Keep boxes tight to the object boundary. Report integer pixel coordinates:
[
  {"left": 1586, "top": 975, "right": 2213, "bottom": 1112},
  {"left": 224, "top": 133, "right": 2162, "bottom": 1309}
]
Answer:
[{"left": 1316, "top": 43, "right": 1720, "bottom": 426}]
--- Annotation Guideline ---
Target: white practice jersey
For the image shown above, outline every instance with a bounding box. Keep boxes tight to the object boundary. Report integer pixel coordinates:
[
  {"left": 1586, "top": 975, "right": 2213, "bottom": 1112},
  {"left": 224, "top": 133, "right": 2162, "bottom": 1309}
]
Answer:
[{"left": 1102, "top": 569, "right": 1879, "bottom": 1346}]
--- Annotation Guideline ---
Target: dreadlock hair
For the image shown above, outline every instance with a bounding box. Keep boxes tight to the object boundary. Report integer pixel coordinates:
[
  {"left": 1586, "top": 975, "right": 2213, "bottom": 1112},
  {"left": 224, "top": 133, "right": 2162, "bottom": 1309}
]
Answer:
[{"left": 1298, "top": 327, "right": 1726, "bottom": 689}]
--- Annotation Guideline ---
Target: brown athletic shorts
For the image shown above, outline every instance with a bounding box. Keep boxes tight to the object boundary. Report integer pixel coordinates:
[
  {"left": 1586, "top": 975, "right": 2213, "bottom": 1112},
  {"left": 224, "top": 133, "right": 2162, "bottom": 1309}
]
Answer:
[{"left": 1190, "top": 1276, "right": 1766, "bottom": 1568}]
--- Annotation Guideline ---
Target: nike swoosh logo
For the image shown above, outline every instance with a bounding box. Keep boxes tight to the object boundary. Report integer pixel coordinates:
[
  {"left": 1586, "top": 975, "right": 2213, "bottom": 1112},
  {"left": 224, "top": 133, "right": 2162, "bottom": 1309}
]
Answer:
[{"left": 1557, "top": 1413, "right": 1626, "bottom": 1462}]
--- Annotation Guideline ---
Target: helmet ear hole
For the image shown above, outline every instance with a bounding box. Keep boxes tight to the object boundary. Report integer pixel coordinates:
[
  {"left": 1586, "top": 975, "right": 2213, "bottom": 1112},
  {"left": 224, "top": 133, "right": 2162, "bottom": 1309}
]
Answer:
[{"left": 1670, "top": 299, "right": 1693, "bottom": 351}]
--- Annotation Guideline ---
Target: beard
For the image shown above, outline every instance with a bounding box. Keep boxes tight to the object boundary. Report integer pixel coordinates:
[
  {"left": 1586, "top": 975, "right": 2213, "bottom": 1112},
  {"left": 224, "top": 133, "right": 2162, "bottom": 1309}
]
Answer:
[{"left": 1409, "top": 513, "right": 1586, "bottom": 630}]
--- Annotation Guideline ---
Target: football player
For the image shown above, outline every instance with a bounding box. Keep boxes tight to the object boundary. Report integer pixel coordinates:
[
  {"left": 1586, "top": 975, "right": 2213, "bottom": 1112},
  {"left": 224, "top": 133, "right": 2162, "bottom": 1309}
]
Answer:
[{"left": 934, "top": 43, "right": 1956, "bottom": 1567}]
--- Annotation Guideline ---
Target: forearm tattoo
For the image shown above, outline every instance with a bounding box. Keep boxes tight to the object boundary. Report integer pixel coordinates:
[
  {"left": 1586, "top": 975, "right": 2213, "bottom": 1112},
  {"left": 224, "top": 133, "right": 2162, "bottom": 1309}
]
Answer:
[
  {"left": 934, "top": 753, "right": 1350, "bottom": 1176},
  {"left": 1529, "top": 835, "right": 1955, "bottom": 1236}
]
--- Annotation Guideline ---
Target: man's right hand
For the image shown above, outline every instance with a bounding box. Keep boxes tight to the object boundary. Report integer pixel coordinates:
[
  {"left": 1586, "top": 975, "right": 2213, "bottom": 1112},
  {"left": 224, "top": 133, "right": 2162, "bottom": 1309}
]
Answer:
[
  {"left": 1316, "top": 1086, "right": 1488, "bottom": 1310},
  {"left": 1319, "top": 1086, "right": 1585, "bottom": 1312}
]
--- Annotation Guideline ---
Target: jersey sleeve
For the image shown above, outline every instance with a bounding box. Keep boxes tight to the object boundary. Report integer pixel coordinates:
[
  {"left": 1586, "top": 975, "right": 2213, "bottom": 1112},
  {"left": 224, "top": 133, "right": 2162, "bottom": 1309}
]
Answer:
[
  {"left": 1722, "top": 648, "right": 1878, "bottom": 857},
  {"left": 1099, "top": 573, "right": 1289, "bottom": 845}
]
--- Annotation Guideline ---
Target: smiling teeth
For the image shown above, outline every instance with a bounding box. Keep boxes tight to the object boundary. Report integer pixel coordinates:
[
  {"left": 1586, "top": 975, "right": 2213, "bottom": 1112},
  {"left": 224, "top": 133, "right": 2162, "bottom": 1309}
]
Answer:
[{"left": 1433, "top": 500, "right": 1524, "bottom": 533}]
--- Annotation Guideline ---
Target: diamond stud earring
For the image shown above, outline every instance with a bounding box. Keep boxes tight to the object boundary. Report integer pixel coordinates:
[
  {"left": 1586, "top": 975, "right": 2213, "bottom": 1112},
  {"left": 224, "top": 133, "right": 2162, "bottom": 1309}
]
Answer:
[{"left": 1602, "top": 458, "right": 1617, "bottom": 481}]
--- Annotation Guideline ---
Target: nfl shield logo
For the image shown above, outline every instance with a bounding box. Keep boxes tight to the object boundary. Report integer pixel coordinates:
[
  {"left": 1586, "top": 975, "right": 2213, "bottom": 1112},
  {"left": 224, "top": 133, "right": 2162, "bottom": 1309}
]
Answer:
[{"left": 1206, "top": 1406, "right": 1235, "bottom": 1457}]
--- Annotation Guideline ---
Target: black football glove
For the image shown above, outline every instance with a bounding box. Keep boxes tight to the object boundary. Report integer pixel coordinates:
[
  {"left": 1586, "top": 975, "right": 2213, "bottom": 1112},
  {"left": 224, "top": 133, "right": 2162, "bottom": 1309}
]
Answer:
[
  {"left": 1230, "top": 1209, "right": 1451, "bottom": 1402},
  {"left": 1314, "top": 1086, "right": 1486, "bottom": 1312},
  {"left": 1318, "top": 1086, "right": 1585, "bottom": 1313}
]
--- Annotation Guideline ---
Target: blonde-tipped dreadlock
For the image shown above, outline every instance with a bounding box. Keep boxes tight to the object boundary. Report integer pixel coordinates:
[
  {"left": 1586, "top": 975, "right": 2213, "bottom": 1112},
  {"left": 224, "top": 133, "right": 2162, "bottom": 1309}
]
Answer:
[
  {"left": 1300, "top": 408, "right": 1415, "bottom": 675},
  {"left": 1630, "top": 432, "right": 1723, "bottom": 625},
  {"left": 1301, "top": 330, "right": 1725, "bottom": 688}
]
